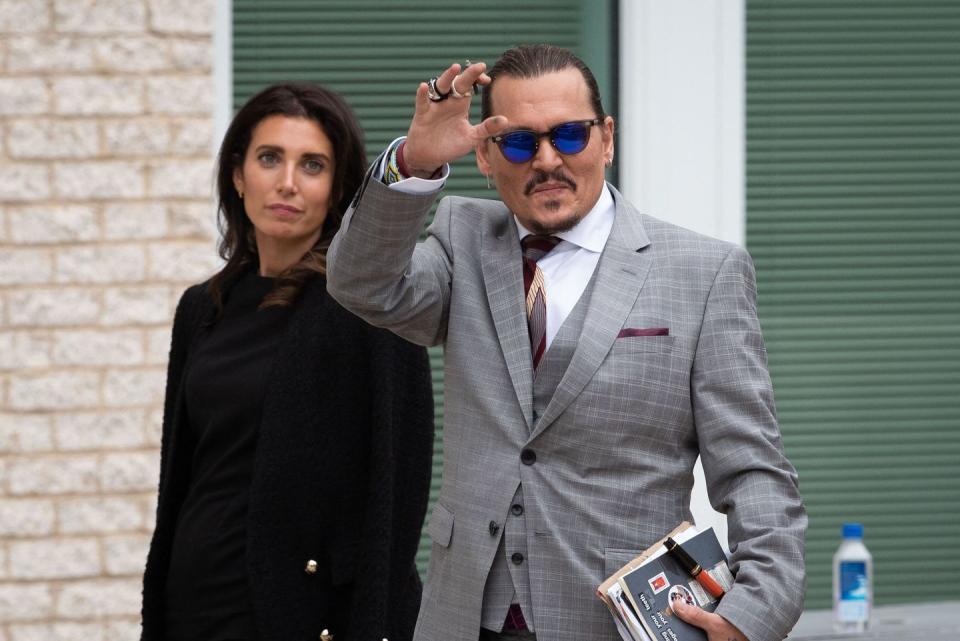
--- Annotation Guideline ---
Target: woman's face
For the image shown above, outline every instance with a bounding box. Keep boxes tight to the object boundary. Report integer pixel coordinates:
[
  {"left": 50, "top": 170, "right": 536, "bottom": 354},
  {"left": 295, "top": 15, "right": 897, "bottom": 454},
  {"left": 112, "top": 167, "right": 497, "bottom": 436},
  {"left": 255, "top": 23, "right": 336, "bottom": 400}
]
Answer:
[{"left": 233, "top": 115, "right": 336, "bottom": 252}]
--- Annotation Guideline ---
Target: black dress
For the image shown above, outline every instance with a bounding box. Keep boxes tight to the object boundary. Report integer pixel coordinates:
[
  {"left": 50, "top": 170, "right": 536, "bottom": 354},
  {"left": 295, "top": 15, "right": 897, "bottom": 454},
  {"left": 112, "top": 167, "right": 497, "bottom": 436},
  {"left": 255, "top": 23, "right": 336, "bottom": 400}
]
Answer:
[
  {"left": 164, "top": 271, "right": 289, "bottom": 640},
  {"left": 141, "top": 272, "right": 434, "bottom": 641}
]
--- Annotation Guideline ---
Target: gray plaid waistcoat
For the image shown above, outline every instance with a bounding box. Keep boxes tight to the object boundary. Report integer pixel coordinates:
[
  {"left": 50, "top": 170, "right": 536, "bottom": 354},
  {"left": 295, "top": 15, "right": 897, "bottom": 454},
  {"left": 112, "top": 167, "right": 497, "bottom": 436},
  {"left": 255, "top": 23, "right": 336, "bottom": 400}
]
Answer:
[{"left": 481, "top": 271, "right": 598, "bottom": 632}]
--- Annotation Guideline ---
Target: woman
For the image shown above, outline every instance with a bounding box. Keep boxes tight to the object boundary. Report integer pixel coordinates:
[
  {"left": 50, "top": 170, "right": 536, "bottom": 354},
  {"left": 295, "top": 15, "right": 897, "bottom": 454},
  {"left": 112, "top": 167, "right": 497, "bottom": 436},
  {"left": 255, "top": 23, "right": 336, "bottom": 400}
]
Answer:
[{"left": 141, "top": 83, "right": 434, "bottom": 641}]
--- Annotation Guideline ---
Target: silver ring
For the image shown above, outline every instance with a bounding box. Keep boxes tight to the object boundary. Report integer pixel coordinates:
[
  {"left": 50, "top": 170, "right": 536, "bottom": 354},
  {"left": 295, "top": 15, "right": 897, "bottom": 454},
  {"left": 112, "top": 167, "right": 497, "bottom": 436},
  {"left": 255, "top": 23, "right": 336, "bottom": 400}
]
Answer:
[
  {"left": 426, "top": 77, "right": 449, "bottom": 102},
  {"left": 450, "top": 75, "right": 468, "bottom": 99}
]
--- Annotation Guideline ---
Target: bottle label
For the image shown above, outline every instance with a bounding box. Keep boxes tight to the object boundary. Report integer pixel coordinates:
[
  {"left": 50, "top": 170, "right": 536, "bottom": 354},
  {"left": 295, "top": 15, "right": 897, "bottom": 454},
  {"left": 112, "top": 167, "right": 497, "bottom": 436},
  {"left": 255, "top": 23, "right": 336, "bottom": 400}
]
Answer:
[{"left": 838, "top": 560, "right": 869, "bottom": 621}]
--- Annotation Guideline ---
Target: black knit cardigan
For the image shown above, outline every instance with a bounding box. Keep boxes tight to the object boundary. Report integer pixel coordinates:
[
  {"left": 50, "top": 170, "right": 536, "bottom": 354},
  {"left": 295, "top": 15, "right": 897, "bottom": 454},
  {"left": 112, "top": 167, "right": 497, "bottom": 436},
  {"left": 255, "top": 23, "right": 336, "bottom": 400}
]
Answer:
[{"left": 140, "top": 275, "right": 434, "bottom": 641}]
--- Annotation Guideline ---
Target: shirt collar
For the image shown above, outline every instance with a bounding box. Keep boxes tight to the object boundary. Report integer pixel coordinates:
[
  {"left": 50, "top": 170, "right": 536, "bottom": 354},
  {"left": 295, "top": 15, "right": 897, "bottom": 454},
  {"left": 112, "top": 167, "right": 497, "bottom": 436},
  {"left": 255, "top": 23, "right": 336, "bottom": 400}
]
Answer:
[{"left": 515, "top": 183, "right": 615, "bottom": 253}]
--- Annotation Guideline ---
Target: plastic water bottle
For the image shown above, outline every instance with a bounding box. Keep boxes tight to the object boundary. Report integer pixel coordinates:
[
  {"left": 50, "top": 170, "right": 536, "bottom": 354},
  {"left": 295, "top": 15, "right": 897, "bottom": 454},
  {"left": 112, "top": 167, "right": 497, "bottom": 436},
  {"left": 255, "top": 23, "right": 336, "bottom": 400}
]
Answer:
[{"left": 833, "top": 522, "right": 872, "bottom": 633}]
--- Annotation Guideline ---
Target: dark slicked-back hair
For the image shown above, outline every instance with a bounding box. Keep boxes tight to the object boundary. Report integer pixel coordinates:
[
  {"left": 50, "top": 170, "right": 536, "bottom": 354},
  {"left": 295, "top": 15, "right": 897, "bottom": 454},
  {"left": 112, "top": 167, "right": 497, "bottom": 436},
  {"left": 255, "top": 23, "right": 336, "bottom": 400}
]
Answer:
[
  {"left": 481, "top": 44, "right": 605, "bottom": 121},
  {"left": 210, "top": 82, "right": 366, "bottom": 313}
]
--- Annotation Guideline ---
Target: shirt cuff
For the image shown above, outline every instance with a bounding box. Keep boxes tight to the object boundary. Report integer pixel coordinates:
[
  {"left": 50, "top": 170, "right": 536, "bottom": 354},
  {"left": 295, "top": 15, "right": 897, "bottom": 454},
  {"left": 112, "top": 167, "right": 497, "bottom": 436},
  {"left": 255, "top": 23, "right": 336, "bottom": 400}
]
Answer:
[{"left": 378, "top": 136, "right": 449, "bottom": 195}]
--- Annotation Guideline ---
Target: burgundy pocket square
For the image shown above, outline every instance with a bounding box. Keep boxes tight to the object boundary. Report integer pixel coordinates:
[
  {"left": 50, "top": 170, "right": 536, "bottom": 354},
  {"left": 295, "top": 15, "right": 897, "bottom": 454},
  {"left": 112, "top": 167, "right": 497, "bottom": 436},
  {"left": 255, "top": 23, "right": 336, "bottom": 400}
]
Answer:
[{"left": 617, "top": 327, "right": 669, "bottom": 337}]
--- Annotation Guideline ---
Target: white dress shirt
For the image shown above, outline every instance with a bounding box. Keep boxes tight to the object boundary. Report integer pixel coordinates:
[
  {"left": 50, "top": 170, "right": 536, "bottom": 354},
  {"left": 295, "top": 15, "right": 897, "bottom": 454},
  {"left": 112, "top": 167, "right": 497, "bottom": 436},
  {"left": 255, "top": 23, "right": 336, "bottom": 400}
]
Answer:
[{"left": 514, "top": 185, "right": 614, "bottom": 349}]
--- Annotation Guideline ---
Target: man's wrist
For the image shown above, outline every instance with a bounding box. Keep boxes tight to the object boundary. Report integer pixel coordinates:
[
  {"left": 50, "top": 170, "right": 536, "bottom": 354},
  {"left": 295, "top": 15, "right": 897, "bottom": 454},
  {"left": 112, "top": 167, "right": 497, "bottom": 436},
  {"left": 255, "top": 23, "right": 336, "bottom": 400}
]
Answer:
[
  {"left": 380, "top": 137, "right": 448, "bottom": 192},
  {"left": 398, "top": 141, "right": 442, "bottom": 179}
]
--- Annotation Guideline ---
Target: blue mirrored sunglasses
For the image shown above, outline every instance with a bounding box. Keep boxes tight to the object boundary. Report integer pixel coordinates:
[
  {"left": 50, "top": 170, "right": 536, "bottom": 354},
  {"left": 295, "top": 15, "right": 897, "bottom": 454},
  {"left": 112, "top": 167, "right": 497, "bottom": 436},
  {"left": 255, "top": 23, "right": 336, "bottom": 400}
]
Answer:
[{"left": 491, "top": 119, "right": 603, "bottom": 164}]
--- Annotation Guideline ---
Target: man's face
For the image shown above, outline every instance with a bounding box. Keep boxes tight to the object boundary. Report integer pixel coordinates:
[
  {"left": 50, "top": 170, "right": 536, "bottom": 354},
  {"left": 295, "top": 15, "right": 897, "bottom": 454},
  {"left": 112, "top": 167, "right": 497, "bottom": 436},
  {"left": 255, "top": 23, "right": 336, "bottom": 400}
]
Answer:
[{"left": 476, "top": 68, "right": 614, "bottom": 235}]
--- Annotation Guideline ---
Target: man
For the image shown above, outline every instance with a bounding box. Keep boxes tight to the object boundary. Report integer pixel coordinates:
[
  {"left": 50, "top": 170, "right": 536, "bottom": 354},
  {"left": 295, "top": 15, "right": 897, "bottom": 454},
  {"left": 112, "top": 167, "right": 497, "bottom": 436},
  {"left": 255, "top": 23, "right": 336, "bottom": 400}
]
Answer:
[{"left": 327, "top": 45, "right": 806, "bottom": 641}]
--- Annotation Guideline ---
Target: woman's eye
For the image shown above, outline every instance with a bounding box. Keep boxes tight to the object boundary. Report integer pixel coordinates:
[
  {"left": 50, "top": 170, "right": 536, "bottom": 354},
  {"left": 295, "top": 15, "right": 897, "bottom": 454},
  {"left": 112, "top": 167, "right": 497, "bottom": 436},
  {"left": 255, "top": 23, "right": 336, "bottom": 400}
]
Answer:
[
  {"left": 257, "top": 152, "right": 279, "bottom": 166},
  {"left": 303, "top": 159, "right": 325, "bottom": 174}
]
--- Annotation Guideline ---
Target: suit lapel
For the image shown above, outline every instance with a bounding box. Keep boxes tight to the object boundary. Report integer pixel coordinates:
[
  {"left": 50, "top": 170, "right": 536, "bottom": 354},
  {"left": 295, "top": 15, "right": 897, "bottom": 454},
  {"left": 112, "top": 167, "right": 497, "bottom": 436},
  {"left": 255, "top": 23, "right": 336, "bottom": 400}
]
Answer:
[
  {"left": 530, "top": 187, "right": 652, "bottom": 440},
  {"left": 481, "top": 208, "right": 535, "bottom": 427}
]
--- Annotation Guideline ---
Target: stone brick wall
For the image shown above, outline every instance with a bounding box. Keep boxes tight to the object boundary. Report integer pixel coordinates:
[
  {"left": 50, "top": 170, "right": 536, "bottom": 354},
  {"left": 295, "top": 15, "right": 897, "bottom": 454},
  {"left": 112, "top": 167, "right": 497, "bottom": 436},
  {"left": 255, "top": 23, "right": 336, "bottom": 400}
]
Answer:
[{"left": 0, "top": 1, "right": 218, "bottom": 637}]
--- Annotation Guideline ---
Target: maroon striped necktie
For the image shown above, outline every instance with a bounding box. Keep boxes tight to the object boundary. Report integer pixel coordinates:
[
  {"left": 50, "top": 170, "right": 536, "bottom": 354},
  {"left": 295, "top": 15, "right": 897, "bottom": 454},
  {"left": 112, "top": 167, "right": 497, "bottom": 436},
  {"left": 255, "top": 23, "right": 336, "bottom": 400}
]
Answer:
[{"left": 521, "top": 235, "right": 561, "bottom": 370}]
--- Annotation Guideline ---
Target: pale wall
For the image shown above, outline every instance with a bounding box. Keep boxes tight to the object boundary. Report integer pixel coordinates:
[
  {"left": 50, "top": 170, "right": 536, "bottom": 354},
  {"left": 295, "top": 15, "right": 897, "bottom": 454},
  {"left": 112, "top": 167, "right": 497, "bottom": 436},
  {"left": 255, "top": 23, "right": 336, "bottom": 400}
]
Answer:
[
  {"left": 0, "top": 0, "right": 218, "bottom": 637},
  {"left": 619, "top": 0, "right": 745, "bottom": 549}
]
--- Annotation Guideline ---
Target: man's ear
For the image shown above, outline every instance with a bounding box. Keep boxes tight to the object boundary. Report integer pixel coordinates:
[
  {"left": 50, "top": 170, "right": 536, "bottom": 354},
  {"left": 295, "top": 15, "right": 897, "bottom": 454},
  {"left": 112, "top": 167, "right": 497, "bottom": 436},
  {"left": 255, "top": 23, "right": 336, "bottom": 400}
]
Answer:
[
  {"left": 475, "top": 139, "right": 492, "bottom": 177},
  {"left": 601, "top": 115, "right": 615, "bottom": 162}
]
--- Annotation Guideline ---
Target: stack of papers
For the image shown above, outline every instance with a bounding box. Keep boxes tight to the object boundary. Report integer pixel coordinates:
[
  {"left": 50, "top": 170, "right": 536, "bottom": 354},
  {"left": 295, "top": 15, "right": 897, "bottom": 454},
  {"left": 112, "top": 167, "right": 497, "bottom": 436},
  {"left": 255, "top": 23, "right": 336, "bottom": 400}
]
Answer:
[{"left": 597, "top": 522, "right": 734, "bottom": 641}]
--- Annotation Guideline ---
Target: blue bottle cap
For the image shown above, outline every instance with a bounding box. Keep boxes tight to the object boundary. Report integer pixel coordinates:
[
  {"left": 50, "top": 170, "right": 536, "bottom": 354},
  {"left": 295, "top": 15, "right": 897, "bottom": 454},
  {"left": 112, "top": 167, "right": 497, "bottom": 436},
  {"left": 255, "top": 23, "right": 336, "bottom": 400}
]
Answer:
[{"left": 842, "top": 522, "right": 864, "bottom": 539}]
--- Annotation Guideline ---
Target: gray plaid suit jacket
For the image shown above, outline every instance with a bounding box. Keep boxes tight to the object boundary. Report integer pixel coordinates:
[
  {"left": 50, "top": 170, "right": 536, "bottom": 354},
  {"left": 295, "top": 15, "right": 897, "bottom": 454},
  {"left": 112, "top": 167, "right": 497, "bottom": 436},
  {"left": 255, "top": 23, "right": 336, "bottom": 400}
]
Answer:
[{"left": 327, "top": 175, "right": 806, "bottom": 641}]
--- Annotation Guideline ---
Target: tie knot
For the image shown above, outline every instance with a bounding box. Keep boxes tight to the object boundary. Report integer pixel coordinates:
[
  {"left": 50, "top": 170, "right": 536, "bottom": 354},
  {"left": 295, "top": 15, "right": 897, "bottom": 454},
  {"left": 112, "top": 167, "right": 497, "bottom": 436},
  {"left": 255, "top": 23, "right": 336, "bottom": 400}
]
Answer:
[{"left": 521, "top": 235, "right": 560, "bottom": 263}]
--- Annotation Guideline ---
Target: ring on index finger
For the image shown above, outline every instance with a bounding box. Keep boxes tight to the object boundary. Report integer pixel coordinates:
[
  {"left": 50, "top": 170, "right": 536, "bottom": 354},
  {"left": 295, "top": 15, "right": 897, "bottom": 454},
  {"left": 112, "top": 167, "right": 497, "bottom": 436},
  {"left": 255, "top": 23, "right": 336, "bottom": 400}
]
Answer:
[{"left": 426, "top": 77, "right": 450, "bottom": 102}]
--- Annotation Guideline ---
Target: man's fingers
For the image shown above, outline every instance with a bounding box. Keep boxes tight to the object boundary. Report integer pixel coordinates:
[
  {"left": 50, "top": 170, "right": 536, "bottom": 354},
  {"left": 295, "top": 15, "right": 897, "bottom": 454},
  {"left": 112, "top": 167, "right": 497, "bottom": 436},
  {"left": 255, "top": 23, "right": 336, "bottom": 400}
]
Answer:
[
  {"left": 428, "top": 61, "right": 490, "bottom": 99},
  {"left": 673, "top": 602, "right": 749, "bottom": 641},
  {"left": 671, "top": 601, "right": 713, "bottom": 631},
  {"left": 457, "top": 61, "right": 488, "bottom": 88},
  {"left": 434, "top": 63, "right": 461, "bottom": 94},
  {"left": 474, "top": 116, "right": 508, "bottom": 140},
  {"left": 414, "top": 82, "right": 430, "bottom": 109}
]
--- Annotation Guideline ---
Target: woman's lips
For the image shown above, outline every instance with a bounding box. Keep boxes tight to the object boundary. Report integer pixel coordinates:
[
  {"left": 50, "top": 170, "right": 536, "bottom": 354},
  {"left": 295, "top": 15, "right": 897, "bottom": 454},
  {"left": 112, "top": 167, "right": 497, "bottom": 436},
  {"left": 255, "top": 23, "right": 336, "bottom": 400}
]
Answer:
[
  {"left": 268, "top": 204, "right": 302, "bottom": 213},
  {"left": 267, "top": 204, "right": 303, "bottom": 219}
]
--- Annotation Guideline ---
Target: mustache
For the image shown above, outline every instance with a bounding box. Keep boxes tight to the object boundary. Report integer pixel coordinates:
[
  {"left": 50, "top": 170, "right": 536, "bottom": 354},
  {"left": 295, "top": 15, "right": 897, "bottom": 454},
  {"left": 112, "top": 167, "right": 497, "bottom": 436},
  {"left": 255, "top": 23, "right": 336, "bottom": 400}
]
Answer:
[{"left": 524, "top": 170, "right": 577, "bottom": 196}]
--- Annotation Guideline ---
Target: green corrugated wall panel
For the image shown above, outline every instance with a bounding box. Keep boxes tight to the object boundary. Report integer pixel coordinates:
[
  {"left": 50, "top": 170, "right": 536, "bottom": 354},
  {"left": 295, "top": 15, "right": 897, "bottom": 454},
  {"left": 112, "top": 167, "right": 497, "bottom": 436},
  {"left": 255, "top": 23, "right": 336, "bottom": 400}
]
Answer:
[
  {"left": 233, "top": 0, "right": 614, "bottom": 576},
  {"left": 746, "top": 0, "right": 960, "bottom": 610}
]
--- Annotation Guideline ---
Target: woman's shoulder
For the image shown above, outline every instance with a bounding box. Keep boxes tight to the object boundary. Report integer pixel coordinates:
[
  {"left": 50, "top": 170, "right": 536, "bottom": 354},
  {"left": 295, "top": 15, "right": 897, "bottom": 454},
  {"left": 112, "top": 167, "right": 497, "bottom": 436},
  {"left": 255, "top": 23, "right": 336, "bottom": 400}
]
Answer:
[
  {"left": 176, "top": 280, "right": 213, "bottom": 313},
  {"left": 179, "top": 280, "right": 210, "bottom": 302},
  {"left": 171, "top": 279, "right": 215, "bottom": 332}
]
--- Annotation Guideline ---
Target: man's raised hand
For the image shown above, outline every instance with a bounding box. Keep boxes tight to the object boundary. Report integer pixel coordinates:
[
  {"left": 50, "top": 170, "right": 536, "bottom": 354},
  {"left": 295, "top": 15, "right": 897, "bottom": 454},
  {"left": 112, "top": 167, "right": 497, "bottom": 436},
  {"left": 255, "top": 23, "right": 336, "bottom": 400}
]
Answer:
[{"left": 402, "top": 61, "right": 508, "bottom": 178}]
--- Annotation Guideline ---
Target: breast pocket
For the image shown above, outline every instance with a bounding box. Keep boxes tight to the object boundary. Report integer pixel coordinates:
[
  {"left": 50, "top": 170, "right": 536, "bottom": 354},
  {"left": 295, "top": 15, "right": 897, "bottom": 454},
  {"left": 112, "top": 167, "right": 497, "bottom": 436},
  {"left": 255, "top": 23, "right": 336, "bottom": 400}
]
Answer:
[
  {"left": 610, "top": 334, "right": 676, "bottom": 355},
  {"left": 589, "top": 334, "right": 690, "bottom": 427},
  {"left": 602, "top": 334, "right": 681, "bottom": 380}
]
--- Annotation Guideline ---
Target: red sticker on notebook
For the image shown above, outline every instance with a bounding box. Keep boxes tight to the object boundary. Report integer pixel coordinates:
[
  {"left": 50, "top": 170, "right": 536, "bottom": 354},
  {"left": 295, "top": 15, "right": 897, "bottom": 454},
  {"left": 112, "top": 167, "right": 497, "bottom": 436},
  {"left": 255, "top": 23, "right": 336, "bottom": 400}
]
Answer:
[{"left": 649, "top": 571, "right": 670, "bottom": 594}]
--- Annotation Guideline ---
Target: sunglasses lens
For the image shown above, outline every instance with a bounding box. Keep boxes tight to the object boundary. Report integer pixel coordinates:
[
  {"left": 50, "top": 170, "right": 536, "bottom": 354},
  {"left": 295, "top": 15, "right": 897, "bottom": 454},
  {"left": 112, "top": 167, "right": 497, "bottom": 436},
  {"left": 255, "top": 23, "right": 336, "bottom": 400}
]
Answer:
[
  {"left": 495, "top": 121, "right": 594, "bottom": 163},
  {"left": 552, "top": 122, "right": 590, "bottom": 155},
  {"left": 500, "top": 131, "right": 537, "bottom": 163}
]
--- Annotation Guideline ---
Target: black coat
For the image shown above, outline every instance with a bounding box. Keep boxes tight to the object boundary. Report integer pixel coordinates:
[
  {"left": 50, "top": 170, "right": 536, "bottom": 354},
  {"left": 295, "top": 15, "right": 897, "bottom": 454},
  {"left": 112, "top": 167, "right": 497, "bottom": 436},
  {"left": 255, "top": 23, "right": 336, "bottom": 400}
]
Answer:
[{"left": 140, "top": 275, "right": 434, "bottom": 641}]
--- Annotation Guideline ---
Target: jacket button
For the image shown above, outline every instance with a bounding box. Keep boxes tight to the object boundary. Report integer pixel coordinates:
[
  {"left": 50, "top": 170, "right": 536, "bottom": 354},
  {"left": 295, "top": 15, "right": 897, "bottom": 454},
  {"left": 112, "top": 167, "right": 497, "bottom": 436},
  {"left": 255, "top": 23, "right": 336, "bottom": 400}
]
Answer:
[
  {"left": 305, "top": 559, "right": 318, "bottom": 575},
  {"left": 511, "top": 503, "right": 524, "bottom": 516},
  {"left": 489, "top": 520, "right": 500, "bottom": 536},
  {"left": 520, "top": 448, "right": 536, "bottom": 465},
  {"left": 320, "top": 630, "right": 333, "bottom": 641},
  {"left": 511, "top": 552, "right": 524, "bottom": 565}
]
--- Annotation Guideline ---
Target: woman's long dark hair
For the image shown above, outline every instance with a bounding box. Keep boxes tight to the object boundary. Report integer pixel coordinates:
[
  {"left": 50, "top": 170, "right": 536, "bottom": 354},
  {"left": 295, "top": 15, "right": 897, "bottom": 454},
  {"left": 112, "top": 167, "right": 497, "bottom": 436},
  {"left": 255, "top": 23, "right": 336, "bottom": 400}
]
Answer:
[{"left": 209, "top": 82, "right": 366, "bottom": 311}]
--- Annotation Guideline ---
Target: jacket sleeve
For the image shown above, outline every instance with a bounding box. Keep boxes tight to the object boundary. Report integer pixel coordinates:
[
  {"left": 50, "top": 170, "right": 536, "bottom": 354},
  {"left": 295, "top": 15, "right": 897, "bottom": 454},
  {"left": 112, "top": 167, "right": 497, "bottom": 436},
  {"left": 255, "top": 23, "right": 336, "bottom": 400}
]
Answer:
[
  {"left": 691, "top": 246, "right": 807, "bottom": 641},
  {"left": 140, "top": 284, "right": 205, "bottom": 640},
  {"left": 347, "top": 325, "right": 435, "bottom": 641},
  {"left": 327, "top": 164, "right": 456, "bottom": 348},
  {"left": 154, "top": 285, "right": 205, "bottom": 497}
]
